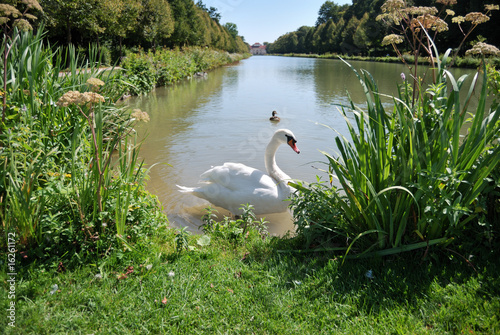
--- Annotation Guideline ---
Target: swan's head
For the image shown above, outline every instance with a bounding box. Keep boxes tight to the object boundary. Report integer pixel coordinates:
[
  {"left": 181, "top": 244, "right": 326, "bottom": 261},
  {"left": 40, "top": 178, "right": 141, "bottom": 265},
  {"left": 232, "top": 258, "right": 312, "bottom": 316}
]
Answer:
[{"left": 274, "top": 129, "right": 300, "bottom": 154}]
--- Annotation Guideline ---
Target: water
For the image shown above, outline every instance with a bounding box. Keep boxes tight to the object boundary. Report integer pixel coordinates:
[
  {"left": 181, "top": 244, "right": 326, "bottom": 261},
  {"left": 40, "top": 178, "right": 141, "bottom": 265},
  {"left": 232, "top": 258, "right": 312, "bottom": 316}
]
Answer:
[{"left": 126, "top": 56, "right": 478, "bottom": 235}]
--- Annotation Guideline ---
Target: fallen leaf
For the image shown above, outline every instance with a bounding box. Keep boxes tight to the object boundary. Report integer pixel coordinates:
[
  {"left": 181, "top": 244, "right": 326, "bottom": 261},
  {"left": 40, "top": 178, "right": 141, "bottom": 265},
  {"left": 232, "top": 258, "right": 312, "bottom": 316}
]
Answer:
[
  {"left": 162, "top": 297, "right": 168, "bottom": 305},
  {"left": 117, "top": 273, "right": 128, "bottom": 280},
  {"left": 227, "top": 288, "right": 234, "bottom": 294}
]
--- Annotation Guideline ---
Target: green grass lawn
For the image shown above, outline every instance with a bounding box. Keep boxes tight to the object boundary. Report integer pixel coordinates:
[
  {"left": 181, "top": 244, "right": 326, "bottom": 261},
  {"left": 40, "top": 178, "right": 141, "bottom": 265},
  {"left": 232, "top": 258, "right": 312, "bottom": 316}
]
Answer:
[{"left": 2, "top": 229, "right": 499, "bottom": 334}]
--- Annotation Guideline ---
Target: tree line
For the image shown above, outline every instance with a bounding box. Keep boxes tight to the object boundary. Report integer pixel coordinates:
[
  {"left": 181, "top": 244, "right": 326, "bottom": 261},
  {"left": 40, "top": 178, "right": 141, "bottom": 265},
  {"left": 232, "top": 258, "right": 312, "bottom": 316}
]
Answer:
[
  {"left": 267, "top": 0, "right": 500, "bottom": 56},
  {"left": 2, "top": 0, "right": 249, "bottom": 61}
]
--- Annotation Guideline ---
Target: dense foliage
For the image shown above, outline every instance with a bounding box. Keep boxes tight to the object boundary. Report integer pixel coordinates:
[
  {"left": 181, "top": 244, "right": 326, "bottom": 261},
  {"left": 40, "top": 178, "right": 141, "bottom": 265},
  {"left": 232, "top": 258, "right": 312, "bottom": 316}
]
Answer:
[
  {"left": 0, "top": 0, "right": 248, "bottom": 64},
  {"left": 268, "top": 0, "right": 500, "bottom": 57}
]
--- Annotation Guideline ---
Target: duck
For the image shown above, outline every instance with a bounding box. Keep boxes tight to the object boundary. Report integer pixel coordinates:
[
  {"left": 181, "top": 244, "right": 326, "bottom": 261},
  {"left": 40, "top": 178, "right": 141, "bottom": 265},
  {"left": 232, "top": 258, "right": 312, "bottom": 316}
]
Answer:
[
  {"left": 270, "top": 110, "right": 280, "bottom": 122},
  {"left": 177, "top": 129, "right": 300, "bottom": 215}
]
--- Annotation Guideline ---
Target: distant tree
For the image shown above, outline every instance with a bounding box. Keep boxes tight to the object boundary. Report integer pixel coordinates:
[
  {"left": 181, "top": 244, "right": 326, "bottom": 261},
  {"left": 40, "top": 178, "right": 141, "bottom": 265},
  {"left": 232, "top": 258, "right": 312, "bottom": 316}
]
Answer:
[
  {"left": 208, "top": 6, "right": 221, "bottom": 23},
  {"left": 106, "top": 0, "right": 142, "bottom": 56},
  {"left": 340, "top": 16, "right": 360, "bottom": 54},
  {"left": 352, "top": 12, "right": 371, "bottom": 53},
  {"left": 316, "top": 1, "right": 348, "bottom": 26},
  {"left": 168, "top": 0, "right": 202, "bottom": 46},
  {"left": 224, "top": 22, "right": 238, "bottom": 39},
  {"left": 321, "top": 19, "right": 336, "bottom": 53},
  {"left": 140, "top": 0, "right": 174, "bottom": 49}
]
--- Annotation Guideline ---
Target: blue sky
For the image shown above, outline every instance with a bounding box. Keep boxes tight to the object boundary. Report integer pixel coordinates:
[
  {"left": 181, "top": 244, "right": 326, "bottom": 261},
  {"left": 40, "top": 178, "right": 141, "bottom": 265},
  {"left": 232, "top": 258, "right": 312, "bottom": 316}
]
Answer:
[{"left": 200, "top": 0, "right": 352, "bottom": 44}]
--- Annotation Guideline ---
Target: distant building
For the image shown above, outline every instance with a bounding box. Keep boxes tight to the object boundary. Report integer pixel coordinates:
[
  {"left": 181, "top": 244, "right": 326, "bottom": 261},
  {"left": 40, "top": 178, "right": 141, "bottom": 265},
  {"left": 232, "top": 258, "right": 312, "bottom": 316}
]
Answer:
[{"left": 250, "top": 43, "right": 267, "bottom": 55}]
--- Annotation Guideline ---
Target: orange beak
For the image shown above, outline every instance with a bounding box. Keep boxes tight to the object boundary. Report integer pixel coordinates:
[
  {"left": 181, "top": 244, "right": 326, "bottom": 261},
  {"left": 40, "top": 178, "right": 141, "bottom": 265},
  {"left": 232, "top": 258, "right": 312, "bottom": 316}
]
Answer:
[{"left": 288, "top": 138, "right": 300, "bottom": 154}]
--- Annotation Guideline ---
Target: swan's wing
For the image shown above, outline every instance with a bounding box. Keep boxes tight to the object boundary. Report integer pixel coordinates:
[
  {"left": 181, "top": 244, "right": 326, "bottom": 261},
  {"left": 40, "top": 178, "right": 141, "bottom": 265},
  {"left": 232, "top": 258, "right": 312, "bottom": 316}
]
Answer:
[{"left": 199, "top": 162, "right": 277, "bottom": 191}]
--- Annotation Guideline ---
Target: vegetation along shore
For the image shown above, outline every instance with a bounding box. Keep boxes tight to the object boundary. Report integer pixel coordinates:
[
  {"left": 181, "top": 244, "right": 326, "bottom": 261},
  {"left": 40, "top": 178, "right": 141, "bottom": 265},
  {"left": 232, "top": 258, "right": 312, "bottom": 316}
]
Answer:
[{"left": 1, "top": 0, "right": 500, "bottom": 333}]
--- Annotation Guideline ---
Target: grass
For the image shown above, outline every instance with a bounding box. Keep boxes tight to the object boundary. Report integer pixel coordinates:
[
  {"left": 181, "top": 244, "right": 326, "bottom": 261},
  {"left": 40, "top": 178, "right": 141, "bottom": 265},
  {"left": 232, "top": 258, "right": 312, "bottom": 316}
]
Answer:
[{"left": 2, "top": 231, "right": 499, "bottom": 334}]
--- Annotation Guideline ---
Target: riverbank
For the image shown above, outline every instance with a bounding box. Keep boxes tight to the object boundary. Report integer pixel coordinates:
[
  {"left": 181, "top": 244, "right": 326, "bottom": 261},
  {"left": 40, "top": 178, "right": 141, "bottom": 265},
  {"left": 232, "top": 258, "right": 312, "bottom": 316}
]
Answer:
[
  {"left": 120, "top": 47, "right": 251, "bottom": 96},
  {"left": 271, "top": 52, "right": 500, "bottom": 68},
  {"left": 4, "top": 225, "right": 500, "bottom": 333}
]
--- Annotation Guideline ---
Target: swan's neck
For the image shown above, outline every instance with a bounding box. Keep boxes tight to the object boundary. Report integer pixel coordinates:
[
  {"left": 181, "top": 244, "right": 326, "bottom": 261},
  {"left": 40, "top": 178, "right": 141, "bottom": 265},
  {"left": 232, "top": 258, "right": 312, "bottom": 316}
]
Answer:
[{"left": 265, "top": 139, "right": 291, "bottom": 184}]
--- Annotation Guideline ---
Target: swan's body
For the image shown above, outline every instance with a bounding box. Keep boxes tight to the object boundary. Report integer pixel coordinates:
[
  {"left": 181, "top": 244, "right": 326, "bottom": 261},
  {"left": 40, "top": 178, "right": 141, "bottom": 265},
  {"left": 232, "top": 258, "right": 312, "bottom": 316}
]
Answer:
[
  {"left": 177, "top": 129, "right": 300, "bottom": 215},
  {"left": 270, "top": 110, "right": 280, "bottom": 122}
]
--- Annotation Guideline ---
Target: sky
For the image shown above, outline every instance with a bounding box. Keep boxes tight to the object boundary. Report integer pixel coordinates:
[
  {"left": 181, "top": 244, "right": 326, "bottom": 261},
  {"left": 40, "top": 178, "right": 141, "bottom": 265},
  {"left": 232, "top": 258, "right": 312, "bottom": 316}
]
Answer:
[{"left": 200, "top": 0, "right": 352, "bottom": 45}]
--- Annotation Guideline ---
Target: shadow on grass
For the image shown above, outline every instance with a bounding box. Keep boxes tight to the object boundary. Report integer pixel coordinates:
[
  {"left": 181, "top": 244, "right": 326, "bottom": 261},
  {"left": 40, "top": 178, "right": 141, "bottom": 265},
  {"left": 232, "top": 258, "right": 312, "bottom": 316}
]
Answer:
[{"left": 249, "top": 236, "right": 500, "bottom": 316}]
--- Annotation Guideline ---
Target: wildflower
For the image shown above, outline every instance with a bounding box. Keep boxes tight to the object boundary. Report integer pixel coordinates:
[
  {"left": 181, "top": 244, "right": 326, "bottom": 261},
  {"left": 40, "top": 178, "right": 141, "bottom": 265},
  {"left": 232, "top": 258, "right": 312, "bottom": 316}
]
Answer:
[
  {"left": 377, "top": 0, "right": 407, "bottom": 24},
  {"left": 56, "top": 90, "right": 83, "bottom": 107},
  {"left": 22, "top": 0, "right": 43, "bottom": 12},
  {"left": 87, "top": 77, "right": 105, "bottom": 91},
  {"left": 0, "top": 4, "right": 21, "bottom": 17},
  {"left": 445, "top": 9, "right": 455, "bottom": 16},
  {"left": 485, "top": 4, "right": 499, "bottom": 11},
  {"left": 401, "top": 72, "right": 406, "bottom": 81},
  {"left": 452, "top": 15, "right": 465, "bottom": 24},
  {"left": 168, "top": 271, "right": 175, "bottom": 278},
  {"left": 380, "top": 0, "right": 405, "bottom": 13},
  {"left": 436, "top": 0, "right": 457, "bottom": 5},
  {"left": 405, "top": 6, "right": 438, "bottom": 16},
  {"left": 131, "top": 108, "right": 150, "bottom": 122},
  {"left": 465, "top": 42, "right": 500, "bottom": 56},
  {"left": 80, "top": 91, "right": 105, "bottom": 106},
  {"left": 465, "top": 12, "right": 490, "bottom": 25},
  {"left": 13, "top": 18, "right": 33, "bottom": 31},
  {"left": 381, "top": 34, "right": 404, "bottom": 46},
  {"left": 411, "top": 14, "right": 448, "bottom": 33}
]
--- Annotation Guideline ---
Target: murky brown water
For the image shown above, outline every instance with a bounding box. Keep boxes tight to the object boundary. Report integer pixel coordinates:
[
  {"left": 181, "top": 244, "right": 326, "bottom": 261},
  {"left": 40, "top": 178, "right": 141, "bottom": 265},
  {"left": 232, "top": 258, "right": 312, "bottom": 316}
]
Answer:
[{"left": 126, "top": 56, "right": 478, "bottom": 235}]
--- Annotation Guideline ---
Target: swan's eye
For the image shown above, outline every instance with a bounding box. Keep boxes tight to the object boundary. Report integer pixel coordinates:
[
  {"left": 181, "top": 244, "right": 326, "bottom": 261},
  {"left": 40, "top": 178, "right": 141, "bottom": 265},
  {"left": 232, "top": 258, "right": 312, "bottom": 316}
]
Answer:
[{"left": 286, "top": 135, "right": 297, "bottom": 144}]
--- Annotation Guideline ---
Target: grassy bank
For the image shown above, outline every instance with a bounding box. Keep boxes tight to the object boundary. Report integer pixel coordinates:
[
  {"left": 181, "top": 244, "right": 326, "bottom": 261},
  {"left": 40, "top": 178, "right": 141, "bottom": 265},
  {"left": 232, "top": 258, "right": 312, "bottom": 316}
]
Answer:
[
  {"left": 2, "top": 225, "right": 499, "bottom": 334},
  {"left": 121, "top": 47, "right": 251, "bottom": 96},
  {"left": 272, "top": 52, "right": 500, "bottom": 68}
]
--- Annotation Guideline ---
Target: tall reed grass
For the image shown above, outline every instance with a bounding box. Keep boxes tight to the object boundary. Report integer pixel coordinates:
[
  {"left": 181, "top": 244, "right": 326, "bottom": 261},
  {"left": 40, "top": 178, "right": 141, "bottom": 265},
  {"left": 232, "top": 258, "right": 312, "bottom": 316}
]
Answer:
[
  {"left": 0, "top": 29, "right": 166, "bottom": 264},
  {"left": 291, "top": 48, "right": 500, "bottom": 258}
]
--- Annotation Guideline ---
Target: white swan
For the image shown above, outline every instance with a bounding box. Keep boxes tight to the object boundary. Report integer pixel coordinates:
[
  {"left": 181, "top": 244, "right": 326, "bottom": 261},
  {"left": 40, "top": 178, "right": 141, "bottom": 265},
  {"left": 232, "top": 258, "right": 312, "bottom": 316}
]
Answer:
[{"left": 177, "top": 129, "right": 300, "bottom": 215}]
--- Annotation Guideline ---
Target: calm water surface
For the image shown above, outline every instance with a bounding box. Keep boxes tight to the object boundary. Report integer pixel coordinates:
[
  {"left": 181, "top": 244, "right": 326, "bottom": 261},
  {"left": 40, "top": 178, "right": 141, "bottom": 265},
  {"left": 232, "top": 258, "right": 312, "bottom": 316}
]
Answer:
[{"left": 127, "top": 56, "right": 477, "bottom": 235}]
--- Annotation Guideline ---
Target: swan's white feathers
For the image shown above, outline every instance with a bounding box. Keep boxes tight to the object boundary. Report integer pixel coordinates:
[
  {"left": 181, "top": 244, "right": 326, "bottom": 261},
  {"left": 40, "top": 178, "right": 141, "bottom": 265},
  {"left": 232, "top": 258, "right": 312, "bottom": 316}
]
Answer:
[{"left": 177, "top": 129, "right": 299, "bottom": 215}]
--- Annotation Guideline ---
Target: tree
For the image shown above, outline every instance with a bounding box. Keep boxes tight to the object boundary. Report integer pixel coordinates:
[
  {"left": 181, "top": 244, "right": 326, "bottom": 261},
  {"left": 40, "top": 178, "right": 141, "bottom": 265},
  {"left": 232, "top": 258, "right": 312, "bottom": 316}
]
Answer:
[
  {"left": 140, "top": 0, "right": 174, "bottom": 49},
  {"left": 208, "top": 6, "right": 221, "bottom": 23},
  {"left": 316, "top": 1, "right": 348, "bottom": 26},
  {"left": 224, "top": 22, "right": 238, "bottom": 39},
  {"left": 105, "top": 0, "right": 142, "bottom": 56},
  {"left": 168, "top": 0, "right": 202, "bottom": 46}
]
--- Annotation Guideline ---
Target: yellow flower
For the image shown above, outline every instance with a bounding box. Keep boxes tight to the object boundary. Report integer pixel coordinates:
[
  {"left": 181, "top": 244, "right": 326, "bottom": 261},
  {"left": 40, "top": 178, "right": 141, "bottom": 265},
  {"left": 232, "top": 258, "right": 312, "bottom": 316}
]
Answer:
[
  {"left": 56, "top": 91, "right": 83, "bottom": 107},
  {"left": 131, "top": 108, "right": 150, "bottom": 122},
  {"left": 381, "top": 34, "right": 404, "bottom": 46},
  {"left": 86, "top": 77, "right": 105, "bottom": 89},
  {"left": 465, "top": 42, "right": 500, "bottom": 56},
  {"left": 452, "top": 16, "right": 465, "bottom": 24},
  {"left": 465, "top": 12, "right": 490, "bottom": 25},
  {"left": 411, "top": 15, "right": 448, "bottom": 33},
  {"left": 405, "top": 6, "right": 438, "bottom": 16},
  {"left": 485, "top": 4, "right": 499, "bottom": 11},
  {"left": 445, "top": 9, "right": 455, "bottom": 16},
  {"left": 80, "top": 92, "right": 105, "bottom": 106},
  {"left": 436, "top": 0, "right": 457, "bottom": 5}
]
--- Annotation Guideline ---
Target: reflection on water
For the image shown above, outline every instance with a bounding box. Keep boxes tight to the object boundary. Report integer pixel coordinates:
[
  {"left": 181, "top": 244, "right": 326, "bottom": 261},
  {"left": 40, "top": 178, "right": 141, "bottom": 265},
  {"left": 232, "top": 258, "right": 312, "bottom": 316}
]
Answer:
[{"left": 127, "top": 56, "right": 478, "bottom": 235}]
